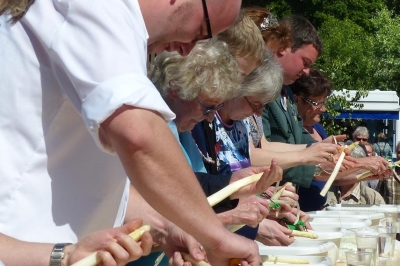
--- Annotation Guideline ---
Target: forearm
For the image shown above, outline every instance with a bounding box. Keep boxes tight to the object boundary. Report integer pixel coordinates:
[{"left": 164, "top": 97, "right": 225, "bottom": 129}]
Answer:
[
  {"left": 333, "top": 168, "right": 365, "bottom": 186},
  {"left": 261, "top": 140, "right": 306, "bottom": 153},
  {"left": 0, "top": 233, "right": 53, "bottom": 266},
  {"left": 250, "top": 146, "right": 305, "bottom": 169},
  {"left": 102, "top": 106, "right": 225, "bottom": 246},
  {"left": 125, "top": 185, "right": 171, "bottom": 242}
]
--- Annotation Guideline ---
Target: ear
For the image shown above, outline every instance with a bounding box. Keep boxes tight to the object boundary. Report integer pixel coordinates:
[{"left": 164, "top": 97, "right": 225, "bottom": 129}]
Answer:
[
  {"left": 294, "top": 95, "right": 300, "bottom": 105},
  {"left": 276, "top": 47, "right": 288, "bottom": 58},
  {"left": 167, "top": 86, "right": 179, "bottom": 99}
]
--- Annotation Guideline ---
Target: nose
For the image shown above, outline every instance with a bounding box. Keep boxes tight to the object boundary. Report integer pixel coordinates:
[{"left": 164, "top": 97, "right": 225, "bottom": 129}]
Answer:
[
  {"left": 303, "top": 68, "right": 310, "bottom": 75},
  {"left": 320, "top": 105, "right": 326, "bottom": 112},
  {"left": 204, "top": 112, "right": 215, "bottom": 122},
  {"left": 177, "top": 42, "right": 196, "bottom": 56},
  {"left": 254, "top": 108, "right": 264, "bottom": 116}
]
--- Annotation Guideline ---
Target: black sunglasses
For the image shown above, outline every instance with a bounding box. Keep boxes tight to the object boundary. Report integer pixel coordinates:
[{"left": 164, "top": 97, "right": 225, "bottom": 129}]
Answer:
[
  {"left": 199, "top": 0, "right": 212, "bottom": 41},
  {"left": 197, "top": 98, "right": 224, "bottom": 115},
  {"left": 356, "top": 137, "right": 368, "bottom": 142}
]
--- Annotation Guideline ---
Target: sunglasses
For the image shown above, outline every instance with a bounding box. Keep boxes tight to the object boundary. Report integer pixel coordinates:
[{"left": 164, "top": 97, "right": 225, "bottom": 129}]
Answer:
[
  {"left": 196, "top": 98, "right": 224, "bottom": 115},
  {"left": 196, "top": 0, "right": 212, "bottom": 43},
  {"left": 356, "top": 137, "right": 368, "bottom": 142},
  {"left": 300, "top": 96, "right": 327, "bottom": 109},
  {"left": 244, "top": 96, "right": 265, "bottom": 111}
]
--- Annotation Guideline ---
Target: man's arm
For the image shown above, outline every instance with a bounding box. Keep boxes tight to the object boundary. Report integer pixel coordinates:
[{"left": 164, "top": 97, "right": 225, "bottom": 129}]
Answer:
[
  {"left": 0, "top": 220, "right": 152, "bottom": 266},
  {"left": 101, "top": 106, "right": 260, "bottom": 265}
]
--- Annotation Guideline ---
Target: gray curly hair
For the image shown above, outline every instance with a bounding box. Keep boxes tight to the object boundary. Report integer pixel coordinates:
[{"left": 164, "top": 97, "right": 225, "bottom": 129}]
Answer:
[
  {"left": 236, "top": 49, "right": 282, "bottom": 103},
  {"left": 148, "top": 39, "right": 242, "bottom": 101}
]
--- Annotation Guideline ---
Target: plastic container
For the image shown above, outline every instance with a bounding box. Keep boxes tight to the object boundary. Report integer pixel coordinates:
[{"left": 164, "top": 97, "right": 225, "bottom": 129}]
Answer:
[
  {"left": 258, "top": 241, "right": 336, "bottom": 262},
  {"left": 310, "top": 217, "right": 371, "bottom": 229},
  {"left": 311, "top": 211, "right": 384, "bottom": 226},
  {"left": 261, "top": 255, "right": 332, "bottom": 266}
]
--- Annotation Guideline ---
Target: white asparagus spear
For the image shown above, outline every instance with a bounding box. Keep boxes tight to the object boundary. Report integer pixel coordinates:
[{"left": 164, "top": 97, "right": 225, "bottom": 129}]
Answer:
[
  {"left": 320, "top": 142, "right": 359, "bottom": 197},
  {"left": 320, "top": 151, "right": 346, "bottom": 197},
  {"left": 291, "top": 230, "right": 318, "bottom": 239},
  {"left": 71, "top": 225, "right": 151, "bottom": 266},
  {"left": 207, "top": 173, "right": 263, "bottom": 206}
]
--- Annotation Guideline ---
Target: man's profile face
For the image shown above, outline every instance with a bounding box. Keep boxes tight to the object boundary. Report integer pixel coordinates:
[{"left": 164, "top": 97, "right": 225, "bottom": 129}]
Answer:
[
  {"left": 148, "top": 0, "right": 241, "bottom": 56},
  {"left": 277, "top": 44, "right": 319, "bottom": 85}
]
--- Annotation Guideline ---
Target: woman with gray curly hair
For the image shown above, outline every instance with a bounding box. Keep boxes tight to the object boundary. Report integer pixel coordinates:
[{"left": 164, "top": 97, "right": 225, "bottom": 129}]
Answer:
[{"left": 149, "top": 39, "right": 242, "bottom": 134}]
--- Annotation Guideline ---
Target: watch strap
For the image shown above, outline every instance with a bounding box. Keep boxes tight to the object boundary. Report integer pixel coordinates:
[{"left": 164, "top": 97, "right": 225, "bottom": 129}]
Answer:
[{"left": 50, "top": 243, "right": 71, "bottom": 266}]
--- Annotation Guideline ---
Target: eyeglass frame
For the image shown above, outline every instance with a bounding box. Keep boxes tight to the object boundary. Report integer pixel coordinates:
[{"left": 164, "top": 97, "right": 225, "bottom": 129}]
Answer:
[
  {"left": 198, "top": 0, "right": 212, "bottom": 41},
  {"left": 300, "top": 95, "right": 327, "bottom": 109},
  {"left": 356, "top": 137, "right": 368, "bottom": 142},
  {"left": 196, "top": 98, "right": 224, "bottom": 116},
  {"left": 244, "top": 96, "right": 265, "bottom": 111}
]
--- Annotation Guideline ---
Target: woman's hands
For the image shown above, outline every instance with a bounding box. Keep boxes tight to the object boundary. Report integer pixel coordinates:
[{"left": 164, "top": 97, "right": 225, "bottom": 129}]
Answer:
[
  {"left": 229, "top": 159, "right": 282, "bottom": 199},
  {"left": 218, "top": 195, "right": 270, "bottom": 228},
  {"left": 256, "top": 219, "right": 294, "bottom": 246}
]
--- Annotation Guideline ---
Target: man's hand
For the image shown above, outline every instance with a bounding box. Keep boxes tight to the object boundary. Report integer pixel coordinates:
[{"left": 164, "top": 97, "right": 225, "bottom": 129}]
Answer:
[
  {"left": 256, "top": 219, "right": 294, "bottom": 246},
  {"left": 154, "top": 223, "right": 206, "bottom": 262},
  {"left": 66, "top": 219, "right": 153, "bottom": 266}
]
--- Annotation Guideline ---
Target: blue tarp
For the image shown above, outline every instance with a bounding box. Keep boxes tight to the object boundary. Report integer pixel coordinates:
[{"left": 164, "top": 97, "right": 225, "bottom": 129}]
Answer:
[{"left": 331, "top": 111, "right": 399, "bottom": 120}]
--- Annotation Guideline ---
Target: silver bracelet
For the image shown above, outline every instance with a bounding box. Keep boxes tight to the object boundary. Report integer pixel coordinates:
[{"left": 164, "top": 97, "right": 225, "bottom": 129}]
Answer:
[
  {"left": 50, "top": 243, "right": 72, "bottom": 266},
  {"left": 323, "top": 169, "right": 332, "bottom": 175}
]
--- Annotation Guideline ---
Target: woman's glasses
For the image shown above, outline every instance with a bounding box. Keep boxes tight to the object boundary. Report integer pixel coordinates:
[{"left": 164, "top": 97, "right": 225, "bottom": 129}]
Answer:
[
  {"left": 244, "top": 96, "right": 265, "bottom": 111},
  {"left": 300, "top": 96, "right": 327, "bottom": 109},
  {"left": 196, "top": 98, "right": 224, "bottom": 115},
  {"left": 356, "top": 137, "right": 368, "bottom": 141}
]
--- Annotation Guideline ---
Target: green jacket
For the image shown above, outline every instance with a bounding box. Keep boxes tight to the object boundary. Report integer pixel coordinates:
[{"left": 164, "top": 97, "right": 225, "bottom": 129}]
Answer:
[{"left": 262, "top": 86, "right": 316, "bottom": 188}]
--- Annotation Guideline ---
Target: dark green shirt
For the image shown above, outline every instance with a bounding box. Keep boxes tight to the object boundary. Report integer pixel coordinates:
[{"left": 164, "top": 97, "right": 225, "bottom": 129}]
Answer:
[{"left": 262, "top": 86, "right": 316, "bottom": 188}]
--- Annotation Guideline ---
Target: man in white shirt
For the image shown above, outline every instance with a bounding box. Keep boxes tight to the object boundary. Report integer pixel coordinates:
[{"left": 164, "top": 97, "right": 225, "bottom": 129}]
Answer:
[{"left": 0, "top": 0, "right": 263, "bottom": 265}]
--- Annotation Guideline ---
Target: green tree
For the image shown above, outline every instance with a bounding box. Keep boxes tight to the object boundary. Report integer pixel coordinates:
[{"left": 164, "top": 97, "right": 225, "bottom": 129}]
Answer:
[{"left": 369, "top": 8, "right": 400, "bottom": 92}]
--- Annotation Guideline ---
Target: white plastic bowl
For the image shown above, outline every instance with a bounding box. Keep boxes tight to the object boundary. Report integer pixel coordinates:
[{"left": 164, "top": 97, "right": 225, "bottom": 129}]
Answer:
[{"left": 261, "top": 255, "right": 332, "bottom": 266}]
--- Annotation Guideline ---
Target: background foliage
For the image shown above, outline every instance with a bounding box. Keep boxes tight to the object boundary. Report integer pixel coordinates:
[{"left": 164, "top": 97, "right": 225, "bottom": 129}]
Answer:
[{"left": 242, "top": 0, "right": 400, "bottom": 134}]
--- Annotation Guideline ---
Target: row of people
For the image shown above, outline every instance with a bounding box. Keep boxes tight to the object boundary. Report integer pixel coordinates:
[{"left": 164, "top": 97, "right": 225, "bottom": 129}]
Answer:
[{"left": 0, "top": 1, "right": 392, "bottom": 266}]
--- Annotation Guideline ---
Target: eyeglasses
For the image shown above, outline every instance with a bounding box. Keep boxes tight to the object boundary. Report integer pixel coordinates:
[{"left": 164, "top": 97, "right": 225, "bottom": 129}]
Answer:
[
  {"left": 356, "top": 137, "right": 368, "bottom": 142},
  {"left": 244, "top": 96, "right": 265, "bottom": 111},
  {"left": 196, "top": 0, "right": 212, "bottom": 42},
  {"left": 196, "top": 98, "right": 224, "bottom": 115},
  {"left": 300, "top": 96, "right": 327, "bottom": 109}
]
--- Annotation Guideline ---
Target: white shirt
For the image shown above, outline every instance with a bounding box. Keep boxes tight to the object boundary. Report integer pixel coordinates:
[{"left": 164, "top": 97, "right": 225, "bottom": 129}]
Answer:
[{"left": 0, "top": 0, "right": 175, "bottom": 243}]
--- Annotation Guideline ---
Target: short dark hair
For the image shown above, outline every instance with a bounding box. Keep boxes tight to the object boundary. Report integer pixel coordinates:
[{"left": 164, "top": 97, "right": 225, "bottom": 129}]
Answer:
[
  {"left": 290, "top": 68, "right": 332, "bottom": 98},
  {"left": 280, "top": 15, "right": 323, "bottom": 56}
]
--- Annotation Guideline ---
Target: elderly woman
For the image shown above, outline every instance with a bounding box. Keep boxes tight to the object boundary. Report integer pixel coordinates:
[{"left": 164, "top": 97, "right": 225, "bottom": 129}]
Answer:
[
  {"left": 289, "top": 68, "right": 333, "bottom": 211},
  {"left": 352, "top": 126, "right": 370, "bottom": 143}
]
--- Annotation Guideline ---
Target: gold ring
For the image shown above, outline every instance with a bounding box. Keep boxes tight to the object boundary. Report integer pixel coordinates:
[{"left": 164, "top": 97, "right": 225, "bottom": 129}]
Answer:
[
  {"left": 199, "top": 245, "right": 204, "bottom": 251},
  {"left": 328, "top": 154, "right": 332, "bottom": 160}
]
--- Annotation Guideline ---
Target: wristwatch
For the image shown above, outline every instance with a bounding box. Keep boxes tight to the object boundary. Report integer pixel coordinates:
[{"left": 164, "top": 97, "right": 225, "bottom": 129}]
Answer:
[
  {"left": 50, "top": 243, "right": 71, "bottom": 266},
  {"left": 314, "top": 164, "right": 322, "bottom": 176}
]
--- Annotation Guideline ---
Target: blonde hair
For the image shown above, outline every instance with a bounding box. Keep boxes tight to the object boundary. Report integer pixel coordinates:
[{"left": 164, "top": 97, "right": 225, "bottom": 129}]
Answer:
[
  {"left": 0, "top": 0, "right": 35, "bottom": 23},
  {"left": 217, "top": 10, "right": 265, "bottom": 66},
  {"left": 236, "top": 49, "right": 282, "bottom": 103},
  {"left": 148, "top": 39, "right": 241, "bottom": 102}
]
